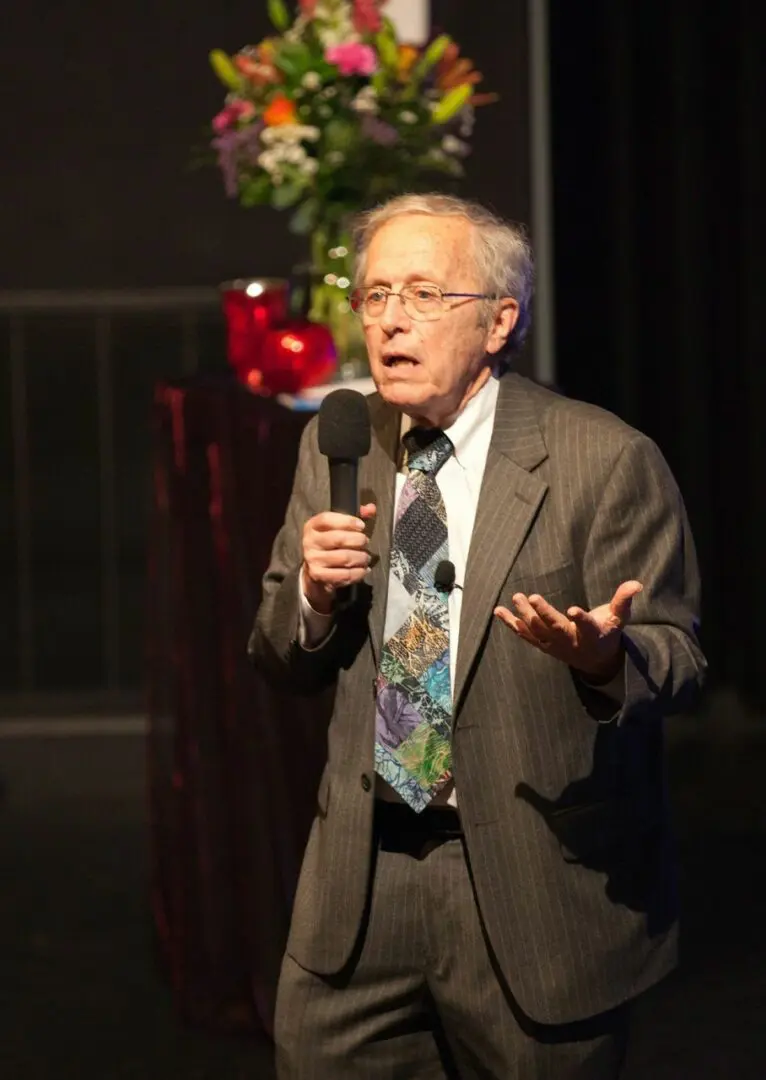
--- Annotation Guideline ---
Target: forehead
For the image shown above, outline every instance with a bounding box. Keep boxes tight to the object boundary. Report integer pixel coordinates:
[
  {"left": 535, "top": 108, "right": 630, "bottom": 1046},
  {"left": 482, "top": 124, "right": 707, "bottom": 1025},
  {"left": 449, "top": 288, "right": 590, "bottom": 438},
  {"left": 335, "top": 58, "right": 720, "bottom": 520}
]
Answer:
[{"left": 365, "top": 213, "right": 475, "bottom": 281}]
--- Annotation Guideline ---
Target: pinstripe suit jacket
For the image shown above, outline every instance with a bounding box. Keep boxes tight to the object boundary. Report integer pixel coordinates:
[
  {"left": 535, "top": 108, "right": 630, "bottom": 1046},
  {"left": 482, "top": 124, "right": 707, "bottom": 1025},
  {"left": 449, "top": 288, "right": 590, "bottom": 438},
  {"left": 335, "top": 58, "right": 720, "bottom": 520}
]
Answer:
[{"left": 249, "top": 372, "right": 706, "bottom": 1024}]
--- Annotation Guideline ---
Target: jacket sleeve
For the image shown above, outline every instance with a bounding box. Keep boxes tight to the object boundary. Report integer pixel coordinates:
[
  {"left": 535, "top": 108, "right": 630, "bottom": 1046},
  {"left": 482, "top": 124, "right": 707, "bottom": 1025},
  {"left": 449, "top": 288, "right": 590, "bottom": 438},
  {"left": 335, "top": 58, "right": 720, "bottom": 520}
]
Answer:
[
  {"left": 582, "top": 433, "right": 707, "bottom": 723},
  {"left": 247, "top": 415, "right": 349, "bottom": 694}
]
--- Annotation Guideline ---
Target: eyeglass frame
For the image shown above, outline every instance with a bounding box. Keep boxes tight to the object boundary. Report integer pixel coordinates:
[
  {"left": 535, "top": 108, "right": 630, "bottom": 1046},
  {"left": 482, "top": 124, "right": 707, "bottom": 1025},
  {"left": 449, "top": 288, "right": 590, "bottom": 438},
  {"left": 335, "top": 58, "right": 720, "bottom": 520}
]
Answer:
[{"left": 349, "top": 284, "right": 514, "bottom": 322}]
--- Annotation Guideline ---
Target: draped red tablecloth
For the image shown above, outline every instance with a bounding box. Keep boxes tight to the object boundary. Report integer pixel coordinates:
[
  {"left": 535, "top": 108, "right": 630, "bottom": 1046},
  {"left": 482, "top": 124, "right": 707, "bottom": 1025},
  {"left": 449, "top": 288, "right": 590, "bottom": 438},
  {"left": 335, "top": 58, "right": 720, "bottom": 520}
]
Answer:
[{"left": 147, "top": 375, "right": 333, "bottom": 1037}]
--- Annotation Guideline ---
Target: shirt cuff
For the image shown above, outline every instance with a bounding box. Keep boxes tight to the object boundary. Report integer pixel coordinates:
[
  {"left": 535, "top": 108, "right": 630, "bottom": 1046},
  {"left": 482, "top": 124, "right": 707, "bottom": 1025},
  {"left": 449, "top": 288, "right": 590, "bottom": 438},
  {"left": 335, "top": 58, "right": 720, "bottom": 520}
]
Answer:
[
  {"left": 579, "top": 664, "right": 626, "bottom": 704},
  {"left": 297, "top": 578, "right": 336, "bottom": 651}
]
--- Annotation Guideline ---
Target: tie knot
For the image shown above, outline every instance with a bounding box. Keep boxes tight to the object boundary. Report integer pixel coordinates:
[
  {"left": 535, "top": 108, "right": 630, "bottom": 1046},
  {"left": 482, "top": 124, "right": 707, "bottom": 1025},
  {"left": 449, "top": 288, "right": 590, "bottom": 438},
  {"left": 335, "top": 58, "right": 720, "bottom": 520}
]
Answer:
[{"left": 403, "top": 427, "right": 454, "bottom": 474}]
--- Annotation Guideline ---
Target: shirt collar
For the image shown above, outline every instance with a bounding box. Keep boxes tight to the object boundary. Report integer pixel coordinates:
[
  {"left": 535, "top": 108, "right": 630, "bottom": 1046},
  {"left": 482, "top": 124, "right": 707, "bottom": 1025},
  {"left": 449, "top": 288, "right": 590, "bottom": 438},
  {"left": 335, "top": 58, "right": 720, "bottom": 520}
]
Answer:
[
  {"left": 443, "top": 373, "right": 499, "bottom": 470},
  {"left": 398, "top": 372, "right": 499, "bottom": 472}
]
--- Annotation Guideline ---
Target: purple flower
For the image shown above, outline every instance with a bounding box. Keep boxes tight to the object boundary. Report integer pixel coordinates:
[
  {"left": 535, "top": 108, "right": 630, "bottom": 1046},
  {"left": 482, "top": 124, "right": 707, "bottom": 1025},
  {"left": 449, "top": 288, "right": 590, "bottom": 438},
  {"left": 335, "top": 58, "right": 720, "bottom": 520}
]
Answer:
[
  {"left": 361, "top": 115, "right": 399, "bottom": 147},
  {"left": 211, "top": 122, "right": 264, "bottom": 197}
]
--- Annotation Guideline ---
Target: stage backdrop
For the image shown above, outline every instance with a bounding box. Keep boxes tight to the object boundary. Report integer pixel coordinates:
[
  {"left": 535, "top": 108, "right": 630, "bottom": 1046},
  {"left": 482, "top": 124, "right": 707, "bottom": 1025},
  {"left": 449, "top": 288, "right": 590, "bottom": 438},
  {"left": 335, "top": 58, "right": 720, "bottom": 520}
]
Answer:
[{"left": 549, "top": 0, "right": 764, "bottom": 708}]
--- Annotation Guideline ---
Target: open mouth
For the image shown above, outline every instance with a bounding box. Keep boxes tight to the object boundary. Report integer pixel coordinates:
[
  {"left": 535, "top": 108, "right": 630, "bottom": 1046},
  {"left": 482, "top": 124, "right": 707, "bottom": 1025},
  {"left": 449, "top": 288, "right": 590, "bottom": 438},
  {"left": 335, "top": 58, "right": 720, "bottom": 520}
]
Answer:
[{"left": 383, "top": 355, "right": 418, "bottom": 368}]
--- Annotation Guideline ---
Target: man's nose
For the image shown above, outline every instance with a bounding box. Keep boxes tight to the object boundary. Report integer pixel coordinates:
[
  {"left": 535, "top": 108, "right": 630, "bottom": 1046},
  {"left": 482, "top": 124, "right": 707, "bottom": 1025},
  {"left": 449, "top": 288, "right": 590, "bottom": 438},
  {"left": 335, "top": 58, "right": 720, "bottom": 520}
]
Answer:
[{"left": 379, "top": 292, "right": 410, "bottom": 334}]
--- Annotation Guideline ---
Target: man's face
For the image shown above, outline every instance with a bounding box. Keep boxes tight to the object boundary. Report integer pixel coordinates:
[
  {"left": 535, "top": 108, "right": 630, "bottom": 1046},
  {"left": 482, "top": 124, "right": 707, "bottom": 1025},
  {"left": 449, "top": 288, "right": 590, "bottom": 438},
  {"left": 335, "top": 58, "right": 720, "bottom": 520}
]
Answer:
[{"left": 361, "top": 214, "right": 514, "bottom": 426}]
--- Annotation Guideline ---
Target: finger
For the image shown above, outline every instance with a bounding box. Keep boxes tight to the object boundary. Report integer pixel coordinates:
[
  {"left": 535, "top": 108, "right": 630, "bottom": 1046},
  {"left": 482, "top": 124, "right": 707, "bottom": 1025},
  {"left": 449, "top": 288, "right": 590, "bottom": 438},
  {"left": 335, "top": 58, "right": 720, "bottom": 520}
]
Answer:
[
  {"left": 307, "top": 548, "right": 370, "bottom": 571},
  {"left": 359, "top": 503, "right": 377, "bottom": 520},
  {"left": 495, "top": 606, "right": 550, "bottom": 648},
  {"left": 609, "top": 580, "right": 643, "bottom": 623},
  {"left": 527, "top": 594, "right": 575, "bottom": 638},
  {"left": 566, "top": 606, "right": 605, "bottom": 644},
  {"left": 511, "top": 593, "right": 552, "bottom": 641},
  {"left": 567, "top": 606, "right": 600, "bottom": 629},
  {"left": 311, "top": 512, "right": 367, "bottom": 533},
  {"left": 307, "top": 565, "right": 372, "bottom": 587},
  {"left": 307, "top": 529, "right": 370, "bottom": 552}
]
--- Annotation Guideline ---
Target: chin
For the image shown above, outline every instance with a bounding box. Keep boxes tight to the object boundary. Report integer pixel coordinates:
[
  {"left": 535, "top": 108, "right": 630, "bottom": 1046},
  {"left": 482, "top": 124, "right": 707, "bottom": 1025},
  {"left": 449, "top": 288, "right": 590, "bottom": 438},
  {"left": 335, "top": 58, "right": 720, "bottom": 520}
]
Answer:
[{"left": 377, "top": 381, "right": 429, "bottom": 411}]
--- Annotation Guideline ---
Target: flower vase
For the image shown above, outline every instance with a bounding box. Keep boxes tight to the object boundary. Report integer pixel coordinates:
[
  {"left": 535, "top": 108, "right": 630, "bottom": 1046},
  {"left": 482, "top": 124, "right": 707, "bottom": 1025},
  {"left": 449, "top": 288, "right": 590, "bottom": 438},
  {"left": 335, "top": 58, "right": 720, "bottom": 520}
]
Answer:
[{"left": 308, "top": 224, "right": 369, "bottom": 382}]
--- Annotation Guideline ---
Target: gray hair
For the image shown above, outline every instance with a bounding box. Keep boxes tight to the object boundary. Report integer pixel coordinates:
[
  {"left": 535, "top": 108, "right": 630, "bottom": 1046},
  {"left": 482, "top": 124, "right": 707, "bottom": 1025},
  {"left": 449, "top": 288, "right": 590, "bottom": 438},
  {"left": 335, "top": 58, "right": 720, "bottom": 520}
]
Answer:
[{"left": 352, "top": 192, "right": 534, "bottom": 356}]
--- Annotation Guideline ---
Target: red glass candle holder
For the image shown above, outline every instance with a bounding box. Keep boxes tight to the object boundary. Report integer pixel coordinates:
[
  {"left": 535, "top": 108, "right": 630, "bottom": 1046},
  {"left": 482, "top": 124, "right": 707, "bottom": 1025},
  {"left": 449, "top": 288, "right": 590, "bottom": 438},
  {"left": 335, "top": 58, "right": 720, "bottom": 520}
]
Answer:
[
  {"left": 220, "top": 278, "right": 290, "bottom": 379},
  {"left": 221, "top": 277, "right": 337, "bottom": 396}
]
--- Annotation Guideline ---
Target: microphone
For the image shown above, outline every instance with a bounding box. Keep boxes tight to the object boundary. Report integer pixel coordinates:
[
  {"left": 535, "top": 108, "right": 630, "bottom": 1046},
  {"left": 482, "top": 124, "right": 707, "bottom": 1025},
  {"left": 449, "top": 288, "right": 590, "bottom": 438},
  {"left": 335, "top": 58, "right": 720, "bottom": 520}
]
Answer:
[
  {"left": 317, "top": 388, "right": 371, "bottom": 608},
  {"left": 434, "top": 559, "right": 458, "bottom": 593}
]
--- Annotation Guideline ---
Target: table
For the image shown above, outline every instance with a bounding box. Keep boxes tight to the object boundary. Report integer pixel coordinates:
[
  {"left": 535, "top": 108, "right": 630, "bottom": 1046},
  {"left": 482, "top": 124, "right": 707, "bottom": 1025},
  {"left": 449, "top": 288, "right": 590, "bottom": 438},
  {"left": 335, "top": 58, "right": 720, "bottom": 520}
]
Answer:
[{"left": 147, "top": 375, "right": 333, "bottom": 1036}]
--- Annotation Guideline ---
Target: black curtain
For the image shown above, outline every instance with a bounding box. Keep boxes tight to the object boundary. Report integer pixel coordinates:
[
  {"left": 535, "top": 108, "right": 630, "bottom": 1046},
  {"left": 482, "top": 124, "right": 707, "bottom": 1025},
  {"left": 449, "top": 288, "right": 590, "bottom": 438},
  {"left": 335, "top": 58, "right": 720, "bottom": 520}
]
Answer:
[{"left": 550, "top": 1, "right": 764, "bottom": 706}]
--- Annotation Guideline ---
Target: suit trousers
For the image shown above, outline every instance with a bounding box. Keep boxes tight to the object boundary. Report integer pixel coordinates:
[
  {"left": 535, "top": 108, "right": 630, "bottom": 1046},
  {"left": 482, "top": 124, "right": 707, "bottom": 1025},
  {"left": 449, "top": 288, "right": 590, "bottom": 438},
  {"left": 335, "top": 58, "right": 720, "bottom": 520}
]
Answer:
[{"left": 275, "top": 804, "right": 629, "bottom": 1079}]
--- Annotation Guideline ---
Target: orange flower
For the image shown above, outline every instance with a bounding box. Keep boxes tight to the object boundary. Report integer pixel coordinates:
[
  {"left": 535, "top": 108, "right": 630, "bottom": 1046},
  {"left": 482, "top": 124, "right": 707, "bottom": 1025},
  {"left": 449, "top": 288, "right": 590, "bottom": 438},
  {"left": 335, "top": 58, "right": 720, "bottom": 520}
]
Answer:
[
  {"left": 263, "top": 93, "right": 297, "bottom": 126},
  {"left": 436, "top": 43, "right": 497, "bottom": 106},
  {"left": 397, "top": 44, "right": 419, "bottom": 80},
  {"left": 234, "top": 40, "right": 281, "bottom": 86},
  {"left": 436, "top": 43, "right": 482, "bottom": 90}
]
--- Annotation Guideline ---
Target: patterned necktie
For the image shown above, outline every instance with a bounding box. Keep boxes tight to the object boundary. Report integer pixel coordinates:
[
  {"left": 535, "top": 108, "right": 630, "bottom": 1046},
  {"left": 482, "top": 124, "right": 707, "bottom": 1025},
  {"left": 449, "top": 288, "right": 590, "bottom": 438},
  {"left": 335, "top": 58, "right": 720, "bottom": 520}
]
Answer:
[{"left": 374, "top": 427, "right": 454, "bottom": 812}]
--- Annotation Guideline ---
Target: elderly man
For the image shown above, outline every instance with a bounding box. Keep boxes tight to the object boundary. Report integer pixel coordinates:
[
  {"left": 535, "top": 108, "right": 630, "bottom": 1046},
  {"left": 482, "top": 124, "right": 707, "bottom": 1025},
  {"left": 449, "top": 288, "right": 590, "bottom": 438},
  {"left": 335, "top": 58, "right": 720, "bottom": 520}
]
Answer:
[{"left": 249, "top": 193, "right": 706, "bottom": 1079}]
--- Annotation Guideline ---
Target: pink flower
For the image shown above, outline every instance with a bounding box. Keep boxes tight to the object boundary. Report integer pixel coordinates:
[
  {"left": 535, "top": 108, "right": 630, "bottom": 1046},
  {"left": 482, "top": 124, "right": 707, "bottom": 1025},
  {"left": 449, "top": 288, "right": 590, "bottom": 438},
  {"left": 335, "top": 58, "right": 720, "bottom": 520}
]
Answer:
[
  {"left": 212, "top": 99, "right": 255, "bottom": 133},
  {"left": 325, "top": 42, "right": 377, "bottom": 77},
  {"left": 299, "top": 0, "right": 318, "bottom": 13},
  {"left": 352, "top": 0, "right": 384, "bottom": 34}
]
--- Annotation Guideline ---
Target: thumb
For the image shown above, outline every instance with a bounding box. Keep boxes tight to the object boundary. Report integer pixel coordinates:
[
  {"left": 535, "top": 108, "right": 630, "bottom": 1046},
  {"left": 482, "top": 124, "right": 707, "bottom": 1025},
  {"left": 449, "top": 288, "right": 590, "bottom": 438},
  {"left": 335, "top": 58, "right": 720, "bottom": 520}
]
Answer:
[{"left": 609, "top": 580, "right": 643, "bottom": 624}]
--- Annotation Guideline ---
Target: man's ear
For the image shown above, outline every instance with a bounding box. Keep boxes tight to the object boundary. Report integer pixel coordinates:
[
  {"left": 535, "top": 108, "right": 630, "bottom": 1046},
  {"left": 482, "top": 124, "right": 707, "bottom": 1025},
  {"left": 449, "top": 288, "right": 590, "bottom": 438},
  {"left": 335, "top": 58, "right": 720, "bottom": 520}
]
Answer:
[{"left": 486, "top": 299, "right": 519, "bottom": 356}]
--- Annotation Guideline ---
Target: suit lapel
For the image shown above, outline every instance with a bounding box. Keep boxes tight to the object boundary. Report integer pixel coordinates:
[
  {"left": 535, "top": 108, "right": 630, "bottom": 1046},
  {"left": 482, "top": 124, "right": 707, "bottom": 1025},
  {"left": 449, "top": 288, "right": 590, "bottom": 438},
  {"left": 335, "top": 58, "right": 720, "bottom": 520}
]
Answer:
[
  {"left": 453, "top": 374, "right": 550, "bottom": 713},
  {"left": 359, "top": 393, "right": 399, "bottom": 662}
]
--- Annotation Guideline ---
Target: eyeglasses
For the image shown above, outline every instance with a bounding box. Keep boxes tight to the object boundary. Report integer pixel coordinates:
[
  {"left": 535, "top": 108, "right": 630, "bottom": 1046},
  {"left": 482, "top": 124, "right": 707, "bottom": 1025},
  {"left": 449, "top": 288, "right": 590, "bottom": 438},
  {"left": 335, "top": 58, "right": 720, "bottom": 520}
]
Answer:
[{"left": 349, "top": 284, "right": 508, "bottom": 322}]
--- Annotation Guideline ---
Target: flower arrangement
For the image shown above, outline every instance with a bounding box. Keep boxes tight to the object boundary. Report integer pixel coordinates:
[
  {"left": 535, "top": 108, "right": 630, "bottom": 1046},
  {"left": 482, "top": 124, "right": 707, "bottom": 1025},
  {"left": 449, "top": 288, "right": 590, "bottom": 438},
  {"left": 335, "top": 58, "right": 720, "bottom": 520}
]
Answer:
[{"left": 207, "top": 0, "right": 496, "bottom": 376}]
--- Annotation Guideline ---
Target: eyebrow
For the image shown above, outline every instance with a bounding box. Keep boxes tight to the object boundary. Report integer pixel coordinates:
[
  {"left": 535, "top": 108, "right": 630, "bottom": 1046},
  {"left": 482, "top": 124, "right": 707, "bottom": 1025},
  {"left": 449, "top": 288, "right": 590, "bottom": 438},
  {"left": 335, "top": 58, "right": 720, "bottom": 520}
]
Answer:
[{"left": 363, "top": 274, "right": 444, "bottom": 288}]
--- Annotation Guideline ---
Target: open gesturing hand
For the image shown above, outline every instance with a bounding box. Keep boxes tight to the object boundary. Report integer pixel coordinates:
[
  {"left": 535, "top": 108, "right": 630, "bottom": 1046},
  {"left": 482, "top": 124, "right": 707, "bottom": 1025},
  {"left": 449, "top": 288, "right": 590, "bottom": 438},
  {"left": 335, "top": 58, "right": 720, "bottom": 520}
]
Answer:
[{"left": 494, "top": 580, "right": 643, "bottom": 681}]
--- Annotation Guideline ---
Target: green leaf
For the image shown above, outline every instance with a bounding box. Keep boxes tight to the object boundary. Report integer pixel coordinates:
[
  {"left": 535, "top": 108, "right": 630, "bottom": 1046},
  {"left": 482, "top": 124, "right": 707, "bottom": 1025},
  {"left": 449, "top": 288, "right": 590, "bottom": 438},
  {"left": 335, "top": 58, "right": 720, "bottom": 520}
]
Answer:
[
  {"left": 412, "top": 34, "right": 451, "bottom": 81},
  {"left": 375, "top": 20, "right": 399, "bottom": 69},
  {"left": 324, "top": 118, "right": 357, "bottom": 152},
  {"left": 271, "top": 179, "right": 304, "bottom": 209},
  {"left": 275, "top": 41, "right": 315, "bottom": 80},
  {"left": 431, "top": 83, "right": 472, "bottom": 124},
  {"left": 209, "top": 49, "right": 242, "bottom": 92},
  {"left": 267, "top": 0, "right": 290, "bottom": 32},
  {"left": 289, "top": 197, "right": 321, "bottom": 235},
  {"left": 239, "top": 174, "right": 273, "bottom": 207}
]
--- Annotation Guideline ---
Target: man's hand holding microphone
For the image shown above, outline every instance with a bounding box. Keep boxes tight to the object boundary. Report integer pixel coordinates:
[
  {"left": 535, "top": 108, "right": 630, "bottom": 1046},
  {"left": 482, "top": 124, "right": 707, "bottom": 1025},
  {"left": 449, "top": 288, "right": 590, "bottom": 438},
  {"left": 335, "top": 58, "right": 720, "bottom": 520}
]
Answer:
[
  {"left": 301, "top": 504, "right": 377, "bottom": 615},
  {"left": 304, "top": 387, "right": 374, "bottom": 614}
]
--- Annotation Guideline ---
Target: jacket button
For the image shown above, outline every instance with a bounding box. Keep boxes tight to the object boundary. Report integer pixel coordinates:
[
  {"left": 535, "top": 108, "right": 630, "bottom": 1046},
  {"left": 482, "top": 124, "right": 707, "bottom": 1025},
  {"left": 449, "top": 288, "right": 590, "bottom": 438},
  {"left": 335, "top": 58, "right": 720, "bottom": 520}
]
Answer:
[{"left": 361, "top": 774, "right": 372, "bottom": 792}]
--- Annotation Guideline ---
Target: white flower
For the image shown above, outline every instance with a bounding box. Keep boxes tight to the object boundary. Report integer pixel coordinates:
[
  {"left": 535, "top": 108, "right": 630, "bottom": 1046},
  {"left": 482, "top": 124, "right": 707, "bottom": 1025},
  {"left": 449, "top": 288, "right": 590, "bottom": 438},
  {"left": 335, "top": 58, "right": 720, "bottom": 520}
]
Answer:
[
  {"left": 284, "top": 145, "right": 307, "bottom": 165},
  {"left": 442, "top": 135, "right": 470, "bottom": 157},
  {"left": 258, "top": 150, "right": 280, "bottom": 173},
  {"left": 327, "top": 150, "right": 345, "bottom": 166},
  {"left": 302, "top": 71, "right": 321, "bottom": 91},
  {"left": 318, "top": 104, "right": 333, "bottom": 119},
  {"left": 261, "top": 124, "right": 321, "bottom": 146},
  {"left": 351, "top": 86, "right": 379, "bottom": 115},
  {"left": 399, "top": 110, "right": 418, "bottom": 125},
  {"left": 323, "top": 86, "right": 337, "bottom": 99},
  {"left": 300, "top": 158, "right": 319, "bottom": 176}
]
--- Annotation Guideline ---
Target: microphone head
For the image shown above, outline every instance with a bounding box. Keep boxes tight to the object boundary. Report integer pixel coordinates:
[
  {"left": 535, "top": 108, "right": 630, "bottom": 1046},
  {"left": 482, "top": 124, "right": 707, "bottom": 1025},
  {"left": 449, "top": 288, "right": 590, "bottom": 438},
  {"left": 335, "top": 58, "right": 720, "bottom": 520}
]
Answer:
[
  {"left": 318, "top": 388, "right": 371, "bottom": 460},
  {"left": 434, "top": 560, "right": 456, "bottom": 592}
]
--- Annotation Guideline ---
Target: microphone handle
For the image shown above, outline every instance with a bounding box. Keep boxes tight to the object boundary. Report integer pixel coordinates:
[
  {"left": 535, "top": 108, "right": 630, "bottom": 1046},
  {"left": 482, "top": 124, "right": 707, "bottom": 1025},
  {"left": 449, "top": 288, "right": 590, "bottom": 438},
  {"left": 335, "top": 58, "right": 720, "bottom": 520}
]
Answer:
[{"left": 329, "top": 458, "right": 359, "bottom": 609}]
